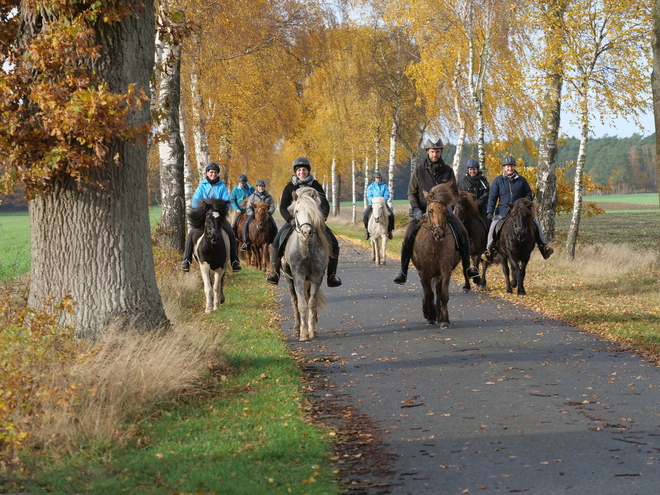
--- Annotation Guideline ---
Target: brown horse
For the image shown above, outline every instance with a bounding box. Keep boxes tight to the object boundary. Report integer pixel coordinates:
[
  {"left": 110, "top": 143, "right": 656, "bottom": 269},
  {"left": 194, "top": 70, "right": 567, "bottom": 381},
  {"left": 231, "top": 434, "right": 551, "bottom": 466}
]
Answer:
[
  {"left": 454, "top": 190, "right": 489, "bottom": 291},
  {"left": 496, "top": 198, "right": 536, "bottom": 295},
  {"left": 245, "top": 201, "right": 276, "bottom": 271},
  {"left": 411, "top": 183, "right": 460, "bottom": 327}
]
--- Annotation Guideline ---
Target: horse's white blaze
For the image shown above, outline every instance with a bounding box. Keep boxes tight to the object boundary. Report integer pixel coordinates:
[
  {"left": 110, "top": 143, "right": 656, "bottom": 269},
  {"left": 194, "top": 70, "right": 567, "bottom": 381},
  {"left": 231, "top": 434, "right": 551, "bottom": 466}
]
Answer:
[{"left": 212, "top": 211, "right": 220, "bottom": 218}]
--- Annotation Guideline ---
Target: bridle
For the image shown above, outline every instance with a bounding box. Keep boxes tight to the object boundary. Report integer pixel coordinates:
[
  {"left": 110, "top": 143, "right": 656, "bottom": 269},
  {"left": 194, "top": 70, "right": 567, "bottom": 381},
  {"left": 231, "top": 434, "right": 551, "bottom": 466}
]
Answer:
[
  {"left": 205, "top": 210, "right": 223, "bottom": 244},
  {"left": 422, "top": 199, "right": 451, "bottom": 242},
  {"left": 293, "top": 209, "right": 316, "bottom": 238}
]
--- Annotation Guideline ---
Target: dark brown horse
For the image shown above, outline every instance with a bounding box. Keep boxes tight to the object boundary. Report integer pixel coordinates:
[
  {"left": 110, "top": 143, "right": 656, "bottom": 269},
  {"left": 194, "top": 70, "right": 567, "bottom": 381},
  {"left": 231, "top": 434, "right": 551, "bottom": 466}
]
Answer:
[
  {"left": 454, "top": 190, "right": 489, "bottom": 291},
  {"left": 411, "top": 183, "right": 460, "bottom": 327},
  {"left": 245, "top": 201, "right": 276, "bottom": 271},
  {"left": 496, "top": 198, "right": 536, "bottom": 295}
]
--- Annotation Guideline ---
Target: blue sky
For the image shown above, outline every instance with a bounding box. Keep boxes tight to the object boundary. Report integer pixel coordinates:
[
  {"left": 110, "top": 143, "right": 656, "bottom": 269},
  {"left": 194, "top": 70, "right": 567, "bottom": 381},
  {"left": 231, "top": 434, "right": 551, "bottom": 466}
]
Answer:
[{"left": 560, "top": 111, "right": 655, "bottom": 139}]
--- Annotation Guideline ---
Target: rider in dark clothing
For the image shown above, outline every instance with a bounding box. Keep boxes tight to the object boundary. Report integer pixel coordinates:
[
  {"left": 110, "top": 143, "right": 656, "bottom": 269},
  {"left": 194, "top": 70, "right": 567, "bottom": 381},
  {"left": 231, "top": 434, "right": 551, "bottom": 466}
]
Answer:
[
  {"left": 458, "top": 158, "right": 490, "bottom": 223},
  {"left": 393, "top": 138, "right": 480, "bottom": 285},
  {"left": 266, "top": 157, "right": 342, "bottom": 288}
]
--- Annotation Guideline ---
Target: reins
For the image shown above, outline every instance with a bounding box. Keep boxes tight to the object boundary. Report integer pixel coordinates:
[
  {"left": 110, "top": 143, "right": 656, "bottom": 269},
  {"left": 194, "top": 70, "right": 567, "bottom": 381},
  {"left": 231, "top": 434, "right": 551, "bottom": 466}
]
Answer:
[{"left": 421, "top": 199, "right": 453, "bottom": 242}]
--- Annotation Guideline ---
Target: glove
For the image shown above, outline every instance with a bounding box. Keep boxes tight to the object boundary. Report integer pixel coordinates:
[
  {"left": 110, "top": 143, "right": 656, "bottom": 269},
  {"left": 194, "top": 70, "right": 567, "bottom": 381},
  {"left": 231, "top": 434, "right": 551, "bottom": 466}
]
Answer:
[
  {"left": 486, "top": 212, "right": 493, "bottom": 221},
  {"left": 413, "top": 208, "right": 424, "bottom": 220}
]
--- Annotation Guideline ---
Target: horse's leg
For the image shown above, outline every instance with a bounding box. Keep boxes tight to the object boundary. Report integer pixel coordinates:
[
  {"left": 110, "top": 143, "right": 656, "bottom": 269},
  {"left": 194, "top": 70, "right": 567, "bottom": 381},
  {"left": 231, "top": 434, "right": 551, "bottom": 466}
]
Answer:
[
  {"left": 502, "top": 258, "right": 513, "bottom": 294},
  {"left": 517, "top": 260, "right": 528, "bottom": 296},
  {"left": 286, "top": 276, "right": 302, "bottom": 338},
  {"left": 381, "top": 235, "right": 387, "bottom": 265},
  {"left": 212, "top": 270, "right": 222, "bottom": 311},
  {"left": 371, "top": 238, "right": 377, "bottom": 262},
  {"left": 294, "top": 278, "right": 310, "bottom": 341},
  {"left": 420, "top": 276, "right": 436, "bottom": 325},
  {"left": 479, "top": 259, "right": 488, "bottom": 289},
  {"left": 438, "top": 273, "right": 452, "bottom": 328},
  {"left": 200, "top": 263, "right": 214, "bottom": 313},
  {"left": 307, "top": 280, "right": 322, "bottom": 339}
]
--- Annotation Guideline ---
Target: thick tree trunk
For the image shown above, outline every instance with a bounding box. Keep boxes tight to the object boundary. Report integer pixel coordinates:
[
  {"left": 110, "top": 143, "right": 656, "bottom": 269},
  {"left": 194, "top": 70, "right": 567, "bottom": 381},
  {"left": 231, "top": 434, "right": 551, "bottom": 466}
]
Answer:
[
  {"left": 26, "top": 0, "right": 167, "bottom": 338},
  {"left": 190, "top": 52, "right": 210, "bottom": 177},
  {"left": 363, "top": 147, "right": 369, "bottom": 209},
  {"left": 351, "top": 156, "right": 357, "bottom": 224},
  {"left": 331, "top": 155, "right": 338, "bottom": 217},
  {"left": 452, "top": 57, "right": 467, "bottom": 175},
  {"left": 565, "top": 93, "right": 589, "bottom": 260},
  {"left": 157, "top": 40, "right": 186, "bottom": 250}
]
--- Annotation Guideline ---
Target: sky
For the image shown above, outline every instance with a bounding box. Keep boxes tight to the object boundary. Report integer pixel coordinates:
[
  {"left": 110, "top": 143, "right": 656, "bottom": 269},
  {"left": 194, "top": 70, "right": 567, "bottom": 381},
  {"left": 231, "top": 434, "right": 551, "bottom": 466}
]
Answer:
[{"left": 560, "top": 110, "right": 655, "bottom": 139}]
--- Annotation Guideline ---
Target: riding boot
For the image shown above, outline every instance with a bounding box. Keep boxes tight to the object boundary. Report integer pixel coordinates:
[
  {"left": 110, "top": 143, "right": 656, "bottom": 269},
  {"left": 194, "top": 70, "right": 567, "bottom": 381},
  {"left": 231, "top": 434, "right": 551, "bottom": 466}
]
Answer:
[
  {"left": 266, "top": 246, "right": 281, "bottom": 285},
  {"left": 365, "top": 229, "right": 370, "bottom": 240},
  {"left": 181, "top": 230, "right": 195, "bottom": 271},
  {"left": 326, "top": 255, "right": 342, "bottom": 288},
  {"left": 387, "top": 212, "right": 395, "bottom": 239},
  {"left": 393, "top": 245, "right": 411, "bottom": 285},
  {"left": 538, "top": 243, "right": 554, "bottom": 260}
]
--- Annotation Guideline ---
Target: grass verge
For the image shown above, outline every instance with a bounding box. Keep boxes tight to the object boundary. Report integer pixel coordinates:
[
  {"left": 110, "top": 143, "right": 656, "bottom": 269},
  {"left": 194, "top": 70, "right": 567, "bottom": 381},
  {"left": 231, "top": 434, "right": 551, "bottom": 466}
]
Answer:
[{"left": 3, "top": 254, "right": 337, "bottom": 494}]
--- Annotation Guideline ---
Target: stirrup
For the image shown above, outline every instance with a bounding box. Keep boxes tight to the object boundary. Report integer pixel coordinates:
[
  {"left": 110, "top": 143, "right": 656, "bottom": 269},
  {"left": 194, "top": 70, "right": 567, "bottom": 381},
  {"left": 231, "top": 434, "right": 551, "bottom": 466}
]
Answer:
[
  {"left": 240, "top": 242, "right": 248, "bottom": 252},
  {"left": 393, "top": 270, "right": 407, "bottom": 285},
  {"left": 231, "top": 260, "right": 242, "bottom": 272},
  {"left": 540, "top": 244, "right": 554, "bottom": 260},
  {"left": 327, "top": 274, "right": 342, "bottom": 287},
  {"left": 481, "top": 248, "right": 494, "bottom": 263},
  {"left": 365, "top": 230, "right": 370, "bottom": 240},
  {"left": 181, "top": 260, "right": 190, "bottom": 272},
  {"left": 266, "top": 270, "right": 279, "bottom": 285}
]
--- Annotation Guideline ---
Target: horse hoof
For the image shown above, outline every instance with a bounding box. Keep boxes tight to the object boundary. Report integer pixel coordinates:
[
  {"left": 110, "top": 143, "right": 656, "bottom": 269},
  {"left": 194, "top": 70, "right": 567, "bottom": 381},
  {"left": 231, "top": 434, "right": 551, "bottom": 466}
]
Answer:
[
  {"left": 461, "top": 286, "right": 470, "bottom": 293},
  {"left": 299, "top": 336, "right": 310, "bottom": 342},
  {"left": 440, "top": 321, "right": 450, "bottom": 329},
  {"left": 426, "top": 320, "right": 436, "bottom": 326}
]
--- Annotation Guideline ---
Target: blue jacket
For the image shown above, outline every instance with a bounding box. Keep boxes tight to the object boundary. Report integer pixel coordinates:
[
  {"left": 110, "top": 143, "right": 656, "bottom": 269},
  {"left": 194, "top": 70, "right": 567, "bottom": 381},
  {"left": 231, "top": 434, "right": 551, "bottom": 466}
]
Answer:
[
  {"left": 192, "top": 179, "right": 231, "bottom": 209},
  {"left": 231, "top": 183, "right": 255, "bottom": 211},
  {"left": 366, "top": 181, "right": 390, "bottom": 204},
  {"left": 487, "top": 172, "right": 533, "bottom": 217},
  {"left": 246, "top": 190, "right": 275, "bottom": 216}
]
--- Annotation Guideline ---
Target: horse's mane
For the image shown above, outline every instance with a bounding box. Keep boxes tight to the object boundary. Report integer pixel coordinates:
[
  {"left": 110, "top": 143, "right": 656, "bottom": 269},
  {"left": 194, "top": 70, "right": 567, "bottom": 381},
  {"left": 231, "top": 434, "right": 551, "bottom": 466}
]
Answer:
[
  {"left": 288, "top": 187, "right": 330, "bottom": 257},
  {"left": 510, "top": 198, "right": 535, "bottom": 218},
  {"left": 187, "top": 199, "right": 229, "bottom": 229},
  {"left": 372, "top": 196, "right": 387, "bottom": 208},
  {"left": 456, "top": 190, "right": 479, "bottom": 218},
  {"left": 429, "top": 182, "right": 455, "bottom": 206}
]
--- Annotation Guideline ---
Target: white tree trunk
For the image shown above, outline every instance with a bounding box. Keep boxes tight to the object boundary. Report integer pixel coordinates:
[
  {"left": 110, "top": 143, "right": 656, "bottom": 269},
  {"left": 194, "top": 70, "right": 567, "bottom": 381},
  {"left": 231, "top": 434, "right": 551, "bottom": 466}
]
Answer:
[
  {"left": 331, "top": 155, "right": 339, "bottom": 217},
  {"left": 566, "top": 92, "right": 589, "bottom": 260},
  {"left": 452, "top": 57, "right": 467, "bottom": 174},
  {"left": 351, "top": 156, "right": 357, "bottom": 223},
  {"left": 156, "top": 37, "right": 185, "bottom": 250},
  {"left": 190, "top": 61, "right": 210, "bottom": 177},
  {"left": 364, "top": 146, "right": 369, "bottom": 209},
  {"left": 27, "top": 1, "right": 167, "bottom": 338},
  {"left": 388, "top": 118, "right": 397, "bottom": 210},
  {"left": 180, "top": 110, "right": 193, "bottom": 229}
]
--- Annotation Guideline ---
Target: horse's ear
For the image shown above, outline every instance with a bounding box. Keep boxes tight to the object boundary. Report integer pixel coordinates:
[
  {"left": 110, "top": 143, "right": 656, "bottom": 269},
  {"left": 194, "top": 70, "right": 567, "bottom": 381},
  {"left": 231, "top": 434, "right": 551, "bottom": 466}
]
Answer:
[
  {"left": 292, "top": 190, "right": 299, "bottom": 201},
  {"left": 506, "top": 202, "right": 513, "bottom": 209},
  {"left": 423, "top": 190, "right": 432, "bottom": 201}
]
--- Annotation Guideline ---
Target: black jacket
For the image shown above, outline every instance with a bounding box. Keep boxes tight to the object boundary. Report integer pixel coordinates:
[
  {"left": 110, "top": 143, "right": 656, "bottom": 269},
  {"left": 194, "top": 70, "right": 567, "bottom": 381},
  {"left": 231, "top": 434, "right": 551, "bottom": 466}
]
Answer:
[
  {"left": 458, "top": 172, "right": 490, "bottom": 213},
  {"left": 279, "top": 177, "right": 329, "bottom": 224},
  {"left": 408, "top": 158, "right": 457, "bottom": 212}
]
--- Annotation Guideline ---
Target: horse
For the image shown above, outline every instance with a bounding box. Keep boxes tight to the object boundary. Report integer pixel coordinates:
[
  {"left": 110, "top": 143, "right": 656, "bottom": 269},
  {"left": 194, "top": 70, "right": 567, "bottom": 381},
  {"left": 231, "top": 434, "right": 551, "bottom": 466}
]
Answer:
[
  {"left": 495, "top": 198, "right": 536, "bottom": 295},
  {"left": 187, "top": 198, "right": 231, "bottom": 312},
  {"left": 411, "top": 183, "right": 460, "bottom": 327},
  {"left": 281, "top": 187, "right": 329, "bottom": 341},
  {"left": 368, "top": 196, "right": 389, "bottom": 265},
  {"left": 245, "top": 201, "right": 276, "bottom": 271},
  {"left": 454, "top": 190, "right": 489, "bottom": 292}
]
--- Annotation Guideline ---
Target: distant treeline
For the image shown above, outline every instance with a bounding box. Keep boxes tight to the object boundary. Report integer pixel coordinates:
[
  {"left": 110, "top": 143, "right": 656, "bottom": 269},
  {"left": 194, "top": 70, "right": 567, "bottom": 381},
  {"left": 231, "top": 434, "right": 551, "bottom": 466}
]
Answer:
[{"left": 1, "top": 133, "right": 656, "bottom": 211}]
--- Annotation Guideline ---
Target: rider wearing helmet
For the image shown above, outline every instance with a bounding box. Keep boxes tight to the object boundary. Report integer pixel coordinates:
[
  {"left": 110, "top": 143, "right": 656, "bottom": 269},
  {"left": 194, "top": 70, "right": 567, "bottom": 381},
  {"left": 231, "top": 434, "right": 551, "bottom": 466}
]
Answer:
[
  {"left": 241, "top": 180, "right": 277, "bottom": 252},
  {"left": 231, "top": 173, "right": 255, "bottom": 231},
  {"left": 363, "top": 171, "right": 395, "bottom": 240},
  {"left": 266, "top": 157, "right": 342, "bottom": 287},
  {"left": 181, "top": 162, "right": 242, "bottom": 273},
  {"left": 458, "top": 158, "right": 490, "bottom": 222},
  {"left": 482, "top": 155, "right": 554, "bottom": 262},
  {"left": 393, "top": 138, "right": 480, "bottom": 285}
]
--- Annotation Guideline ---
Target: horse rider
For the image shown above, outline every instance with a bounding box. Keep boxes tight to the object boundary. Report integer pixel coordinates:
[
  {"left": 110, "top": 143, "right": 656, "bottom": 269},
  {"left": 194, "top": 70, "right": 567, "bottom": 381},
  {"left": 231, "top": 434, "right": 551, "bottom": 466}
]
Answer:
[
  {"left": 482, "top": 155, "right": 554, "bottom": 262},
  {"left": 241, "top": 179, "right": 277, "bottom": 252},
  {"left": 181, "top": 162, "right": 242, "bottom": 273},
  {"left": 393, "top": 138, "right": 480, "bottom": 285},
  {"left": 231, "top": 174, "right": 255, "bottom": 232},
  {"left": 266, "top": 157, "right": 342, "bottom": 288},
  {"left": 458, "top": 158, "right": 491, "bottom": 224},
  {"left": 363, "top": 171, "right": 395, "bottom": 240}
]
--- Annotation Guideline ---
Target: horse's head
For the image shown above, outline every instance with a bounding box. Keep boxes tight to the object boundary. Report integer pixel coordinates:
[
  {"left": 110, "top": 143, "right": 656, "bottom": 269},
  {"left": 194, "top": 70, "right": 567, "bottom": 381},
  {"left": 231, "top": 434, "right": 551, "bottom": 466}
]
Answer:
[
  {"left": 424, "top": 189, "right": 451, "bottom": 242},
  {"left": 372, "top": 197, "right": 385, "bottom": 223},
  {"left": 289, "top": 187, "right": 324, "bottom": 239},
  {"left": 455, "top": 190, "right": 479, "bottom": 222},
  {"left": 203, "top": 200, "right": 227, "bottom": 244},
  {"left": 252, "top": 202, "right": 269, "bottom": 230},
  {"left": 509, "top": 199, "right": 534, "bottom": 241}
]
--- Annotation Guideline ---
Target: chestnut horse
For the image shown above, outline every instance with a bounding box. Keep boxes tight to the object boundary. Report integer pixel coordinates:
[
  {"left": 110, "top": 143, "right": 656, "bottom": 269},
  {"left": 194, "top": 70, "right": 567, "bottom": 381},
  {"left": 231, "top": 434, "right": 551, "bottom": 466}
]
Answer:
[
  {"left": 496, "top": 198, "right": 536, "bottom": 295},
  {"left": 454, "top": 190, "right": 489, "bottom": 291},
  {"left": 411, "top": 183, "right": 460, "bottom": 327}
]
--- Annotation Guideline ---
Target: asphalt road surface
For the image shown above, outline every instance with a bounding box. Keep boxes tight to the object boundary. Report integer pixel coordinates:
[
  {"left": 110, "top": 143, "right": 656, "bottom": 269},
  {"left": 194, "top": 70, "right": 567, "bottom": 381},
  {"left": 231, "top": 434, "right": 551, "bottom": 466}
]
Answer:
[{"left": 275, "top": 236, "right": 660, "bottom": 495}]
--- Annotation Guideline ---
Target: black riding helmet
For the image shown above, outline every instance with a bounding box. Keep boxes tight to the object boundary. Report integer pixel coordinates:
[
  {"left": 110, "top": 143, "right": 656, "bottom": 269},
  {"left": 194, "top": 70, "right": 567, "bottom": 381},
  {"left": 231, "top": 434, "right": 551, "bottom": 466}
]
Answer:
[
  {"left": 502, "top": 156, "right": 517, "bottom": 166},
  {"left": 293, "top": 157, "right": 311, "bottom": 172},
  {"left": 373, "top": 171, "right": 382, "bottom": 179},
  {"left": 466, "top": 159, "right": 480, "bottom": 170},
  {"left": 238, "top": 174, "right": 248, "bottom": 183},
  {"left": 205, "top": 162, "right": 220, "bottom": 172},
  {"left": 256, "top": 180, "right": 266, "bottom": 187}
]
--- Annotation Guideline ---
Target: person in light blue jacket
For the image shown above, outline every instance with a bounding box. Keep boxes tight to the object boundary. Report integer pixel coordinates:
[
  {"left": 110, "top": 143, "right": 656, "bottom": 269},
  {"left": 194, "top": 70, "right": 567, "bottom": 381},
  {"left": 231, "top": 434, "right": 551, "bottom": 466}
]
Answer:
[
  {"left": 363, "top": 171, "right": 395, "bottom": 240},
  {"left": 181, "top": 162, "right": 242, "bottom": 273},
  {"left": 230, "top": 174, "right": 255, "bottom": 227}
]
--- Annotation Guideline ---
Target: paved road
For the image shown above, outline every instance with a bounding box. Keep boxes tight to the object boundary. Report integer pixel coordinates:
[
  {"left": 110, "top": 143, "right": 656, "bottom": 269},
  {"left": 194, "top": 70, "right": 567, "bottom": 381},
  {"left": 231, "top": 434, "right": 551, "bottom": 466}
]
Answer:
[{"left": 274, "top": 236, "right": 660, "bottom": 495}]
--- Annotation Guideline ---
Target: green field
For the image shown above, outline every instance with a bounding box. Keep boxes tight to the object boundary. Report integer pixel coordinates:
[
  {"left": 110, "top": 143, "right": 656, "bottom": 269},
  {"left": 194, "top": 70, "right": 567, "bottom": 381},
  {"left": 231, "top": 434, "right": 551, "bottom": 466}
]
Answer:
[{"left": 583, "top": 193, "right": 659, "bottom": 205}]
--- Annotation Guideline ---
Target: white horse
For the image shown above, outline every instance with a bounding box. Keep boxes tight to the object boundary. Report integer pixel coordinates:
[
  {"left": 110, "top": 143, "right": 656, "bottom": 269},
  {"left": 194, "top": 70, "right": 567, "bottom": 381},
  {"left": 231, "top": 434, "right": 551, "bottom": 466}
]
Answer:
[
  {"left": 281, "top": 187, "right": 329, "bottom": 341},
  {"left": 368, "top": 196, "right": 389, "bottom": 265}
]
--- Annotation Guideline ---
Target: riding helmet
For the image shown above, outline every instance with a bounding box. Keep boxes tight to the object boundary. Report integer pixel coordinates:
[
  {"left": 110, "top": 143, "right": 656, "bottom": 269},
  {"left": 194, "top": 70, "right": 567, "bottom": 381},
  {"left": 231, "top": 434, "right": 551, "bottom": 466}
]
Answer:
[
  {"left": 424, "top": 138, "right": 444, "bottom": 150},
  {"left": 256, "top": 179, "right": 266, "bottom": 186},
  {"left": 205, "top": 162, "right": 220, "bottom": 172},
  {"left": 502, "top": 155, "right": 517, "bottom": 166},
  {"left": 238, "top": 174, "right": 248, "bottom": 183},
  {"left": 466, "top": 159, "right": 480, "bottom": 170},
  {"left": 373, "top": 171, "right": 382, "bottom": 179},
  {"left": 293, "top": 157, "right": 311, "bottom": 172}
]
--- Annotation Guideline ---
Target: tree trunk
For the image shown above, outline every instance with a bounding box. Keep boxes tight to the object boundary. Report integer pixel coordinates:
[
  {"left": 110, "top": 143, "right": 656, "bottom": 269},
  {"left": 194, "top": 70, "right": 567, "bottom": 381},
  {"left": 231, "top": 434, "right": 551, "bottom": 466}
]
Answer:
[
  {"left": 331, "top": 155, "right": 339, "bottom": 217},
  {"left": 653, "top": 0, "right": 660, "bottom": 211},
  {"left": 565, "top": 92, "right": 589, "bottom": 260},
  {"left": 351, "top": 156, "right": 357, "bottom": 224},
  {"left": 156, "top": 39, "right": 186, "bottom": 251},
  {"left": 26, "top": 0, "right": 168, "bottom": 338},
  {"left": 452, "top": 57, "right": 467, "bottom": 175},
  {"left": 190, "top": 57, "right": 210, "bottom": 177},
  {"left": 364, "top": 146, "right": 369, "bottom": 209},
  {"left": 388, "top": 117, "right": 397, "bottom": 211}
]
